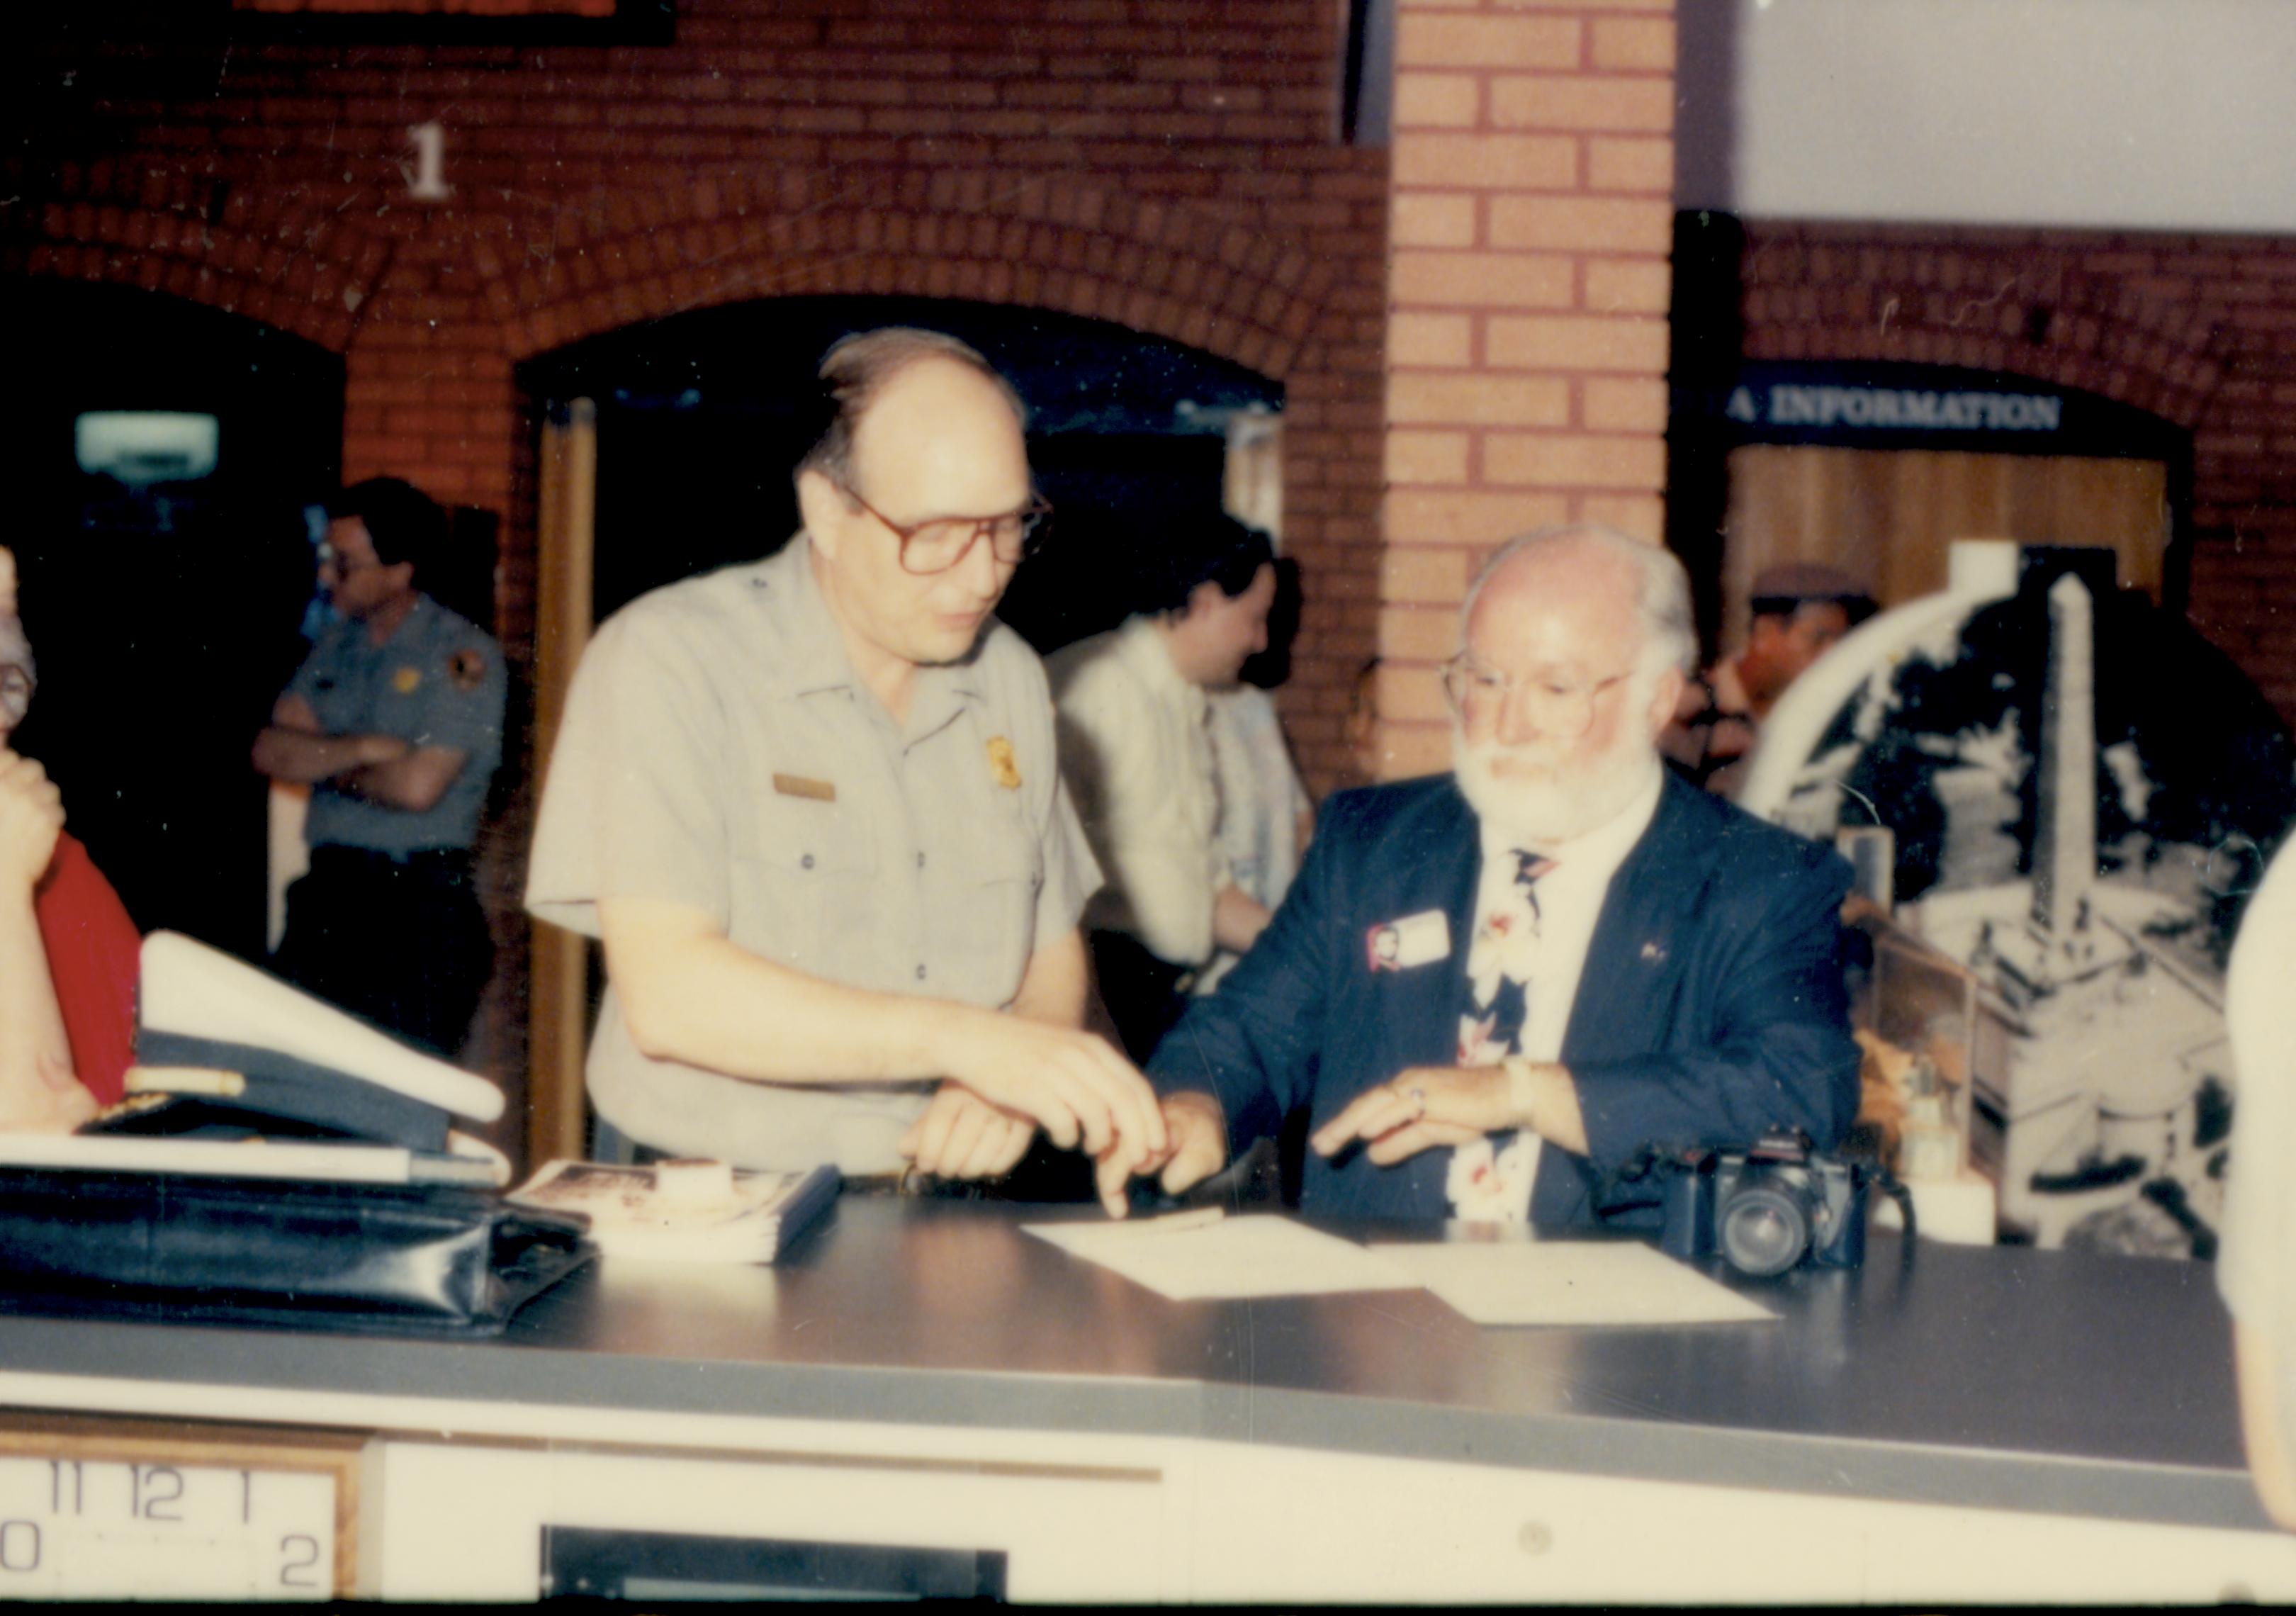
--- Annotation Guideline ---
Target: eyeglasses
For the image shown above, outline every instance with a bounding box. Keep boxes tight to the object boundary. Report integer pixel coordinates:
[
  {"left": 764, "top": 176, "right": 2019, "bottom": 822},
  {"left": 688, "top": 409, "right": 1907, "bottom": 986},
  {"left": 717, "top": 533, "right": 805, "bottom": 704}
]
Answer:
[
  {"left": 1441, "top": 651, "right": 1637, "bottom": 737},
  {"left": 838, "top": 484, "right": 1053, "bottom": 576}
]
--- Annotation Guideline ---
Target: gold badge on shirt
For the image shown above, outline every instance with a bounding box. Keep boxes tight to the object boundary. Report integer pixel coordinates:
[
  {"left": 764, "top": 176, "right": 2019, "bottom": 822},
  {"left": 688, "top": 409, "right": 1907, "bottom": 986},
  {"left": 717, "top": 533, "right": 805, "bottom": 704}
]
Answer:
[
  {"left": 447, "top": 649, "right": 486, "bottom": 692},
  {"left": 986, "top": 736, "right": 1020, "bottom": 790},
  {"left": 391, "top": 666, "right": 422, "bottom": 695}
]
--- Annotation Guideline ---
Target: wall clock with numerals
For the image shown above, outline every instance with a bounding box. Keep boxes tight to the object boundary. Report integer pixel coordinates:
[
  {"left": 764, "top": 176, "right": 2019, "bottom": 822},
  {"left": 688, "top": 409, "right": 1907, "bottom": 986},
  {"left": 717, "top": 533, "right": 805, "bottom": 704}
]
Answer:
[{"left": 0, "top": 1415, "right": 364, "bottom": 1599}]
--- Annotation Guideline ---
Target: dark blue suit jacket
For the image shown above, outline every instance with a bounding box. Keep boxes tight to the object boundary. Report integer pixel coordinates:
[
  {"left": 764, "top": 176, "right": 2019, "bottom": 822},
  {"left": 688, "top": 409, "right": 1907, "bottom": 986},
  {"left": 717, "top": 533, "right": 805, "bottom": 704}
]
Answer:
[{"left": 1147, "top": 771, "right": 1860, "bottom": 1228}]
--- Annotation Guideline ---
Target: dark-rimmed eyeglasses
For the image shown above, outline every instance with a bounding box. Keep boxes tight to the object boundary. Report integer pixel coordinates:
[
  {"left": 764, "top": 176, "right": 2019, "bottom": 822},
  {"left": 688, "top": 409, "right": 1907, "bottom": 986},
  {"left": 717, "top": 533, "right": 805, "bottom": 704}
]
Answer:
[{"left": 839, "top": 484, "right": 1053, "bottom": 576}]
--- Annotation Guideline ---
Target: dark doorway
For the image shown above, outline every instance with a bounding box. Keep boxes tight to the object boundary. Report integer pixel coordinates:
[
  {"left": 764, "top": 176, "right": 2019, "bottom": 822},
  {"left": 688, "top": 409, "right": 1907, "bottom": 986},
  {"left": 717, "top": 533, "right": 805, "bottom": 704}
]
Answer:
[
  {"left": 519, "top": 295, "right": 1281, "bottom": 655},
  {"left": 1, "top": 280, "right": 341, "bottom": 958}
]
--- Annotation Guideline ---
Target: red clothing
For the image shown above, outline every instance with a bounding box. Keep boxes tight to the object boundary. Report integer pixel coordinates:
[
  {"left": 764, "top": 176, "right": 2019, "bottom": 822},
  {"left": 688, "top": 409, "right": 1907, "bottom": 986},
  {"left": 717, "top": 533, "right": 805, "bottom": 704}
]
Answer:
[{"left": 32, "top": 833, "right": 137, "bottom": 1105}]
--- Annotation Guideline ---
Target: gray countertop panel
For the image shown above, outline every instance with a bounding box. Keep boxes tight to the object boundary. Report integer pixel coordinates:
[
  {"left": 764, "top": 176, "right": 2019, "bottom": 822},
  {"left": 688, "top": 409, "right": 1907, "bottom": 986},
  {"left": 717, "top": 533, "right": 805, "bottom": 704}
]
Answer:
[{"left": 0, "top": 1200, "right": 2273, "bottom": 1532}]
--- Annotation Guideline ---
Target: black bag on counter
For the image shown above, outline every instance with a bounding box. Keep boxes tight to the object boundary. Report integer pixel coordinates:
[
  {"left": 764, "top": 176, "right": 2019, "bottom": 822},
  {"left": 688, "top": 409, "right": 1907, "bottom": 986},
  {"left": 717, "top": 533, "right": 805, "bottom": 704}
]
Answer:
[{"left": 0, "top": 1167, "right": 592, "bottom": 1337}]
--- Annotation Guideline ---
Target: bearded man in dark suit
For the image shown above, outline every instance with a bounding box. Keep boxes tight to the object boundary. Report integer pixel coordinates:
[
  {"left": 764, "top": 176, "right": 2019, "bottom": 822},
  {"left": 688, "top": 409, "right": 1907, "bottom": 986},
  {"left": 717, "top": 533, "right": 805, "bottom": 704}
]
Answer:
[{"left": 1099, "top": 524, "right": 1859, "bottom": 1228}]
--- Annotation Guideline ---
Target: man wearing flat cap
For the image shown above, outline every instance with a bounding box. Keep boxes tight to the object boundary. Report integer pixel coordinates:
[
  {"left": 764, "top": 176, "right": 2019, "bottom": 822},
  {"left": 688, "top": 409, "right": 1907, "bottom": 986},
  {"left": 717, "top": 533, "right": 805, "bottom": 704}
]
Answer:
[{"left": 1660, "top": 561, "right": 1876, "bottom": 798}]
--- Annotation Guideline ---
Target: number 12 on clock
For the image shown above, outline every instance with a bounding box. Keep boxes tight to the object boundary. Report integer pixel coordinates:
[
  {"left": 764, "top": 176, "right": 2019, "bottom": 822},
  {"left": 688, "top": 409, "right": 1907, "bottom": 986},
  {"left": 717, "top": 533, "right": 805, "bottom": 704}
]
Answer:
[{"left": 0, "top": 1453, "right": 338, "bottom": 1598}]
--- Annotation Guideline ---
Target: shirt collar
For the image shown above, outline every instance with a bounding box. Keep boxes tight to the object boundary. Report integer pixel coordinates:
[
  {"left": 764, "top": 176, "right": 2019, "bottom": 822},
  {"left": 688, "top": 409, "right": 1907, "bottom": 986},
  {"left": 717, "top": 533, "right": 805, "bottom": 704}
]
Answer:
[
  {"left": 766, "top": 534, "right": 986, "bottom": 713},
  {"left": 359, "top": 590, "right": 437, "bottom": 653}
]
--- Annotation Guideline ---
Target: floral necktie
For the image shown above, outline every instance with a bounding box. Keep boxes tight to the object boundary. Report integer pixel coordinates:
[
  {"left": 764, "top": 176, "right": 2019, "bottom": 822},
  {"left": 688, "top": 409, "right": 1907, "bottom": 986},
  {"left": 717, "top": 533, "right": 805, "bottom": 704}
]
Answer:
[{"left": 1451, "top": 850, "right": 1555, "bottom": 1221}]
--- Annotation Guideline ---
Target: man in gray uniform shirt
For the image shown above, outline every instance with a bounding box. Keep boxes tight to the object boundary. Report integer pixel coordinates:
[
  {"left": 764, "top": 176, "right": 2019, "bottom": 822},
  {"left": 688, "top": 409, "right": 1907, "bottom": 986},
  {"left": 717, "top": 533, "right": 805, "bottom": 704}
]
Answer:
[
  {"left": 527, "top": 329, "right": 1165, "bottom": 1209},
  {"left": 254, "top": 477, "right": 506, "bottom": 1056}
]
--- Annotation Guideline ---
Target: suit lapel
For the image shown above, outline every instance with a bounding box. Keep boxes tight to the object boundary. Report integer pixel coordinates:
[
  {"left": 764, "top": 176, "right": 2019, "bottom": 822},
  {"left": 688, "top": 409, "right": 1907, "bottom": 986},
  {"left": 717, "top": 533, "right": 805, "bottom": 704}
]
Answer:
[
  {"left": 1535, "top": 775, "right": 1721, "bottom": 1226},
  {"left": 1364, "top": 782, "right": 1483, "bottom": 1074},
  {"left": 1560, "top": 774, "right": 1716, "bottom": 1062}
]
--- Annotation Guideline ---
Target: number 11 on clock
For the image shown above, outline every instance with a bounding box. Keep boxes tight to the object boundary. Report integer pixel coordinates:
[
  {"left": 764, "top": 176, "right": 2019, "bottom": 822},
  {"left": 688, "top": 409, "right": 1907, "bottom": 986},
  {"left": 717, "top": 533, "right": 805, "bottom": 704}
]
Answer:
[{"left": 0, "top": 1452, "right": 340, "bottom": 1599}]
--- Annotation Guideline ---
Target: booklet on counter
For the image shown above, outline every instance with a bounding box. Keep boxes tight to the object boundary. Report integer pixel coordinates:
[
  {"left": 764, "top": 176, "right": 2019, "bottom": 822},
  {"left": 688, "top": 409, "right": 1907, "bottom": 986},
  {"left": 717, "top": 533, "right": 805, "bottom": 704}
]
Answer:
[{"left": 506, "top": 1159, "right": 840, "bottom": 1264}]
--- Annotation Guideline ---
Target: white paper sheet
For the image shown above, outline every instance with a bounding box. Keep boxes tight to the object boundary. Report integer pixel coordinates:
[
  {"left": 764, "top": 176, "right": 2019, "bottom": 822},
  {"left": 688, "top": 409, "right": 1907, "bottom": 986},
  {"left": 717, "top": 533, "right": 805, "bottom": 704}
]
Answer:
[
  {"left": 1374, "top": 1240, "right": 1777, "bottom": 1327},
  {"left": 1024, "top": 1213, "right": 1418, "bottom": 1301}
]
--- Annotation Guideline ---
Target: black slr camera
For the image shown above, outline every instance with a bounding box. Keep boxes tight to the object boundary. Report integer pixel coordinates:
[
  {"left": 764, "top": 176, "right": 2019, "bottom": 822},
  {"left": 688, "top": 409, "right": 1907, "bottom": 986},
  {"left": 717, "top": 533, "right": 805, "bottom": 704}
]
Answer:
[{"left": 1654, "top": 1128, "right": 1869, "bottom": 1277}]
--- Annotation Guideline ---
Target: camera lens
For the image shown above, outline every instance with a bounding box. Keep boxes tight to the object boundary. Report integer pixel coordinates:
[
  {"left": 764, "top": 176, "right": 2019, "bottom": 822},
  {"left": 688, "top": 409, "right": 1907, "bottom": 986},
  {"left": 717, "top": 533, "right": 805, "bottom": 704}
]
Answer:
[{"left": 1718, "top": 1184, "right": 1811, "bottom": 1277}]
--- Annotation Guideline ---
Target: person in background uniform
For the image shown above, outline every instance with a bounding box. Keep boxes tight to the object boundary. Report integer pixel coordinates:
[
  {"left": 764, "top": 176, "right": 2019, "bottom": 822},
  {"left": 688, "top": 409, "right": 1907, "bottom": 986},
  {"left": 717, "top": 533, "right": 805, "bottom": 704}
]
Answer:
[
  {"left": 1046, "top": 515, "right": 1279, "bottom": 1060},
  {"left": 1660, "top": 561, "right": 1876, "bottom": 797},
  {"left": 252, "top": 478, "right": 505, "bottom": 1057},
  {"left": 1101, "top": 525, "right": 1859, "bottom": 1223},
  {"left": 0, "top": 546, "right": 136, "bottom": 1125},
  {"left": 525, "top": 327, "right": 1164, "bottom": 1211}
]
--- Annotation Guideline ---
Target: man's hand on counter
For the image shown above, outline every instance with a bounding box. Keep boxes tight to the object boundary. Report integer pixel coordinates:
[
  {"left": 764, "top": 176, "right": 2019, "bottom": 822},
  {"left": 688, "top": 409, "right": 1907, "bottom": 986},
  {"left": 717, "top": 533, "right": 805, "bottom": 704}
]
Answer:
[
  {"left": 898, "top": 1081, "right": 1035, "bottom": 1182},
  {"left": 1310, "top": 1060, "right": 1588, "bottom": 1165},
  {"left": 938, "top": 1011, "right": 1167, "bottom": 1167},
  {"left": 1093, "top": 1090, "right": 1228, "bottom": 1216}
]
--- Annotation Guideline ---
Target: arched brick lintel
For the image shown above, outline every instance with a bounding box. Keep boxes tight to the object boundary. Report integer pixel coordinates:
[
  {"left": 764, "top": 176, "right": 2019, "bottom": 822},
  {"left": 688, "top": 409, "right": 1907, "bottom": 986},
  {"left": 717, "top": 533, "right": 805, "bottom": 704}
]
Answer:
[
  {"left": 492, "top": 174, "right": 1338, "bottom": 387},
  {"left": 3, "top": 167, "right": 1343, "bottom": 392},
  {"left": 0, "top": 205, "right": 388, "bottom": 355},
  {"left": 1748, "top": 318, "right": 2217, "bottom": 434},
  {"left": 1743, "top": 251, "right": 2222, "bottom": 432}
]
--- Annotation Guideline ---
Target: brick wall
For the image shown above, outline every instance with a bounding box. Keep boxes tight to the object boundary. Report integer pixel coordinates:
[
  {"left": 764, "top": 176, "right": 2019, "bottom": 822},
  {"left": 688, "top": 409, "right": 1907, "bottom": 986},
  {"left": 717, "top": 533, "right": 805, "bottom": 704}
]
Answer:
[
  {"left": 4, "top": 0, "right": 1411, "bottom": 1118},
  {"left": 4, "top": 0, "right": 1390, "bottom": 788},
  {"left": 1375, "top": 0, "right": 1677, "bottom": 777},
  {"left": 1737, "top": 220, "right": 2296, "bottom": 730}
]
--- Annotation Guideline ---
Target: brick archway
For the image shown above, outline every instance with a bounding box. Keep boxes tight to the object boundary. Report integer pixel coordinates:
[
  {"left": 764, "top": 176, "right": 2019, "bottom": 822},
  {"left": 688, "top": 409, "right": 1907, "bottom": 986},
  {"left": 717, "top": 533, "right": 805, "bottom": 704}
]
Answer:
[
  {"left": 0, "top": 178, "right": 399, "bottom": 357},
  {"left": 492, "top": 171, "right": 1338, "bottom": 386},
  {"left": 1741, "top": 231, "right": 2223, "bottom": 431}
]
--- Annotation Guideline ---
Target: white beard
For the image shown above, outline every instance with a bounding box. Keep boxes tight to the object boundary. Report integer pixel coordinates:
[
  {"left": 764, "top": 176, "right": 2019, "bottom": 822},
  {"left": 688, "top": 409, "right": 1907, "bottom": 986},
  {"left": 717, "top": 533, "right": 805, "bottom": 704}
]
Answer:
[{"left": 1453, "top": 707, "right": 1660, "bottom": 849}]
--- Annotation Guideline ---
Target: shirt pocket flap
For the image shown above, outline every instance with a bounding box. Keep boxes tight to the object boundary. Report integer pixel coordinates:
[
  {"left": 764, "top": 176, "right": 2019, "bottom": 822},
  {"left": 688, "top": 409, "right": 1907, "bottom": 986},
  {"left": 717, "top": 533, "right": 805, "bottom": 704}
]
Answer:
[{"left": 753, "top": 812, "right": 878, "bottom": 878}]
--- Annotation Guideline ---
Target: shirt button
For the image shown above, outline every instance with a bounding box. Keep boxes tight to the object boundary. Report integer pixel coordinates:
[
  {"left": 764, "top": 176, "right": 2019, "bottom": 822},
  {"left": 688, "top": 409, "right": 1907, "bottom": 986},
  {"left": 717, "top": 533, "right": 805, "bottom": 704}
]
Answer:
[
  {"left": 916, "top": 964, "right": 927, "bottom": 981},
  {"left": 801, "top": 853, "right": 815, "bottom": 870}
]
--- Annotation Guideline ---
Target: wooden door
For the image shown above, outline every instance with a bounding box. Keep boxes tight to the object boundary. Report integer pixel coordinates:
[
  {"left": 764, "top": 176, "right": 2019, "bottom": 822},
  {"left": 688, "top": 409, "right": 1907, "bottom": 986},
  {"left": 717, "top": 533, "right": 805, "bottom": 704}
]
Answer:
[
  {"left": 527, "top": 398, "right": 599, "bottom": 1169},
  {"left": 1721, "top": 446, "right": 2170, "bottom": 647}
]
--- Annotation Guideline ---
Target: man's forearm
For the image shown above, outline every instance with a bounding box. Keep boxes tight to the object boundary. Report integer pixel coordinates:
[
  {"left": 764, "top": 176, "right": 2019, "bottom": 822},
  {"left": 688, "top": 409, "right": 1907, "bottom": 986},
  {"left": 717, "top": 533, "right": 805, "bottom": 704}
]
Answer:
[
  {"left": 602, "top": 902, "right": 997, "bottom": 1084},
  {"left": 1006, "top": 927, "right": 1091, "bottom": 1028},
  {"left": 252, "top": 725, "right": 398, "bottom": 786},
  {"left": 334, "top": 748, "right": 463, "bottom": 812}
]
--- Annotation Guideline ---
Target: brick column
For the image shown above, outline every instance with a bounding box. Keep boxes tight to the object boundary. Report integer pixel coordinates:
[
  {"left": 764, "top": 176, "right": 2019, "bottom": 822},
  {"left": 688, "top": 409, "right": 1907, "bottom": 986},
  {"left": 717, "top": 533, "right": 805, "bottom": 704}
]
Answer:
[{"left": 1377, "top": 0, "right": 1677, "bottom": 776}]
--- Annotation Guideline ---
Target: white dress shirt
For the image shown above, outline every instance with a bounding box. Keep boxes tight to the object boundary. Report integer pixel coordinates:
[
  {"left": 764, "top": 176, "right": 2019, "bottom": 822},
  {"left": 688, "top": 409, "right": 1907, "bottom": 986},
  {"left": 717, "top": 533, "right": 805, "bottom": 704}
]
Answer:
[{"left": 1047, "top": 615, "right": 1230, "bottom": 970}]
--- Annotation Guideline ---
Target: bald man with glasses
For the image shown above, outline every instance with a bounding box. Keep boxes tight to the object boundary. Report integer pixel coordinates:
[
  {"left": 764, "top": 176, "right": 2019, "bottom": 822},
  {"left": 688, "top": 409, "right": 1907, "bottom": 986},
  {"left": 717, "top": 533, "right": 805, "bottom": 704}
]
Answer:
[{"left": 529, "top": 329, "right": 1163, "bottom": 1207}]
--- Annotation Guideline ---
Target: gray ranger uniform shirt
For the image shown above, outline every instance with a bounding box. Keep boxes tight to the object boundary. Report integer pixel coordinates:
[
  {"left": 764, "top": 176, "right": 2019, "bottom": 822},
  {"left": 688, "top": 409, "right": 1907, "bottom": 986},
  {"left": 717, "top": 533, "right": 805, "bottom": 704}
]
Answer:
[
  {"left": 527, "top": 536, "right": 1100, "bottom": 1174},
  {"left": 286, "top": 592, "right": 506, "bottom": 856}
]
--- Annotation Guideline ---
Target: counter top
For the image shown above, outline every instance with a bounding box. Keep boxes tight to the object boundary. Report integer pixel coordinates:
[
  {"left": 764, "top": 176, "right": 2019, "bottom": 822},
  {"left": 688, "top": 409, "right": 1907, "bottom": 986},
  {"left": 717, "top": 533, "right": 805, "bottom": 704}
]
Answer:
[{"left": 0, "top": 1199, "right": 2268, "bottom": 1532}]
